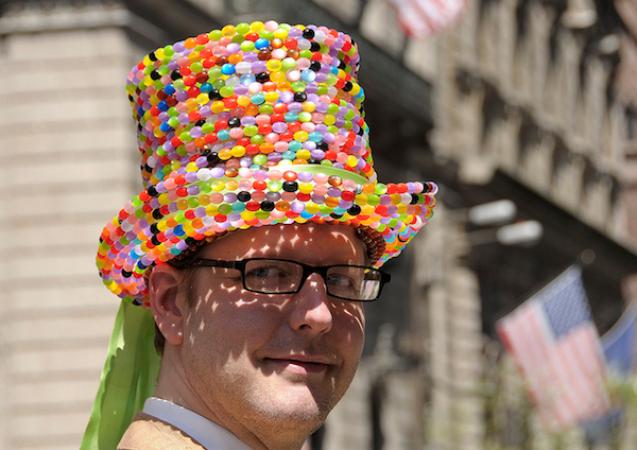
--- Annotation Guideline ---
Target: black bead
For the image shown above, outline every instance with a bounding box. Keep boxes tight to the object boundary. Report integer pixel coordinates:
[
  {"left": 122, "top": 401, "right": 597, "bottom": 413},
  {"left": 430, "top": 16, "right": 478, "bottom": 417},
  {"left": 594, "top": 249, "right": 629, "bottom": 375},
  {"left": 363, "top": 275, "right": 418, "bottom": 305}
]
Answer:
[
  {"left": 343, "top": 81, "right": 353, "bottom": 92},
  {"left": 293, "top": 92, "right": 307, "bottom": 102},
  {"left": 282, "top": 181, "right": 298, "bottom": 192},
  {"left": 148, "top": 52, "right": 158, "bottom": 62},
  {"left": 358, "top": 127, "right": 365, "bottom": 136},
  {"left": 150, "top": 70, "right": 161, "bottom": 80},
  {"left": 207, "top": 152, "right": 220, "bottom": 166},
  {"left": 338, "top": 60, "right": 346, "bottom": 70},
  {"left": 347, "top": 205, "right": 361, "bottom": 215},
  {"left": 310, "top": 42, "right": 321, "bottom": 52},
  {"left": 256, "top": 72, "right": 270, "bottom": 83},
  {"left": 151, "top": 236, "right": 161, "bottom": 246},
  {"left": 195, "top": 119, "right": 206, "bottom": 127},
  {"left": 152, "top": 209, "right": 163, "bottom": 220},
  {"left": 303, "top": 28, "right": 315, "bottom": 39},
  {"left": 150, "top": 223, "right": 160, "bottom": 234},
  {"left": 317, "top": 141, "right": 328, "bottom": 150},
  {"left": 260, "top": 201, "right": 275, "bottom": 211},
  {"left": 122, "top": 269, "right": 133, "bottom": 278},
  {"left": 147, "top": 186, "right": 159, "bottom": 197},
  {"left": 171, "top": 70, "right": 182, "bottom": 80},
  {"left": 128, "top": 94, "right": 134, "bottom": 102},
  {"left": 309, "top": 159, "right": 320, "bottom": 164},
  {"left": 330, "top": 213, "right": 343, "bottom": 219},
  {"left": 185, "top": 237, "right": 198, "bottom": 246},
  {"left": 410, "top": 194, "right": 420, "bottom": 205},
  {"left": 228, "top": 117, "right": 241, "bottom": 128},
  {"left": 211, "top": 89, "right": 222, "bottom": 100},
  {"left": 144, "top": 164, "right": 153, "bottom": 173},
  {"left": 309, "top": 61, "right": 321, "bottom": 72},
  {"left": 237, "top": 191, "right": 251, "bottom": 202}
]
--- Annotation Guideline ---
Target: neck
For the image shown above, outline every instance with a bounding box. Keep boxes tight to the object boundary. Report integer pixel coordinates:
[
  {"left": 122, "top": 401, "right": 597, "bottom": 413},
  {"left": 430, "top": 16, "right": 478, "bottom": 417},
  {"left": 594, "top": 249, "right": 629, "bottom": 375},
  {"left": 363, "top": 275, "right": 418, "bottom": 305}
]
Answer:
[{"left": 154, "top": 348, "right": 309, "bottom": 450}]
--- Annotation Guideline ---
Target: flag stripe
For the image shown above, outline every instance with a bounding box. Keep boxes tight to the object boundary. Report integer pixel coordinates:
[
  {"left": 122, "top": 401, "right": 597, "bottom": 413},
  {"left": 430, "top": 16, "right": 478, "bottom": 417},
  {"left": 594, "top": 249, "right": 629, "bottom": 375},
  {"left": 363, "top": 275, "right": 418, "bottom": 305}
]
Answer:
[{"left": 390, "top": 0, "right": 469, "bottom": 38}]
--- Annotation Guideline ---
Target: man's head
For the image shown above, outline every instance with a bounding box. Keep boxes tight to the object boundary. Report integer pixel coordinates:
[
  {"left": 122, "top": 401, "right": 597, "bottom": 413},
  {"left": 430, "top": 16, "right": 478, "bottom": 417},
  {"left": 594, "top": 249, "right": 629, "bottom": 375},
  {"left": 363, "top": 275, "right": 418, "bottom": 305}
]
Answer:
[{"left": 148, "top": 223, "right": 368, "bottom": 443}]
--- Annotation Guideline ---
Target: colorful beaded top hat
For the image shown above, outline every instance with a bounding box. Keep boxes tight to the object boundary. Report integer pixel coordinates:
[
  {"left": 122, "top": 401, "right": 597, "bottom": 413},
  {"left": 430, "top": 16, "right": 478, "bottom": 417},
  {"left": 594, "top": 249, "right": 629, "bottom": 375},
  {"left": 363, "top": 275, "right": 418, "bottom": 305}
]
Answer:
[{"left": 96, "top": 20, "right": 437, "bottom": 305}]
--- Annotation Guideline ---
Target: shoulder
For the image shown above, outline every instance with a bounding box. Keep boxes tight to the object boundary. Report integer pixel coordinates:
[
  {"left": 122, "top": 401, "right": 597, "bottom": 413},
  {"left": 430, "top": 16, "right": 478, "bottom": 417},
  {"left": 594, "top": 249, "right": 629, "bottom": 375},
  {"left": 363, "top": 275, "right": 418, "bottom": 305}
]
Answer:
[{"left": 117, "top": 412, "right": 206, "bottom": 450}]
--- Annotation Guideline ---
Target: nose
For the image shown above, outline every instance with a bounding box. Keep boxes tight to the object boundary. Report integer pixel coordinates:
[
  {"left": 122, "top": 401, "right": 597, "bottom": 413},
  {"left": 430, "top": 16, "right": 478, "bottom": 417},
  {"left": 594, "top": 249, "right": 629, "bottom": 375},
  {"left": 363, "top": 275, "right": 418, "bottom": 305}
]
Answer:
[{"left": 288, "top": 271, "right": 333, "bottom": 334}]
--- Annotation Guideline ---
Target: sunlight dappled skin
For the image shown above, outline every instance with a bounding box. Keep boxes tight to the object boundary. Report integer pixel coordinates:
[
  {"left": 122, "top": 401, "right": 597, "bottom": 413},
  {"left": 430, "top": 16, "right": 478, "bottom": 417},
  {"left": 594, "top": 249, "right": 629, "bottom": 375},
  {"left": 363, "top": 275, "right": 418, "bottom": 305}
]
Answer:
[{"left": 152, "top": 223, "right": 369, "bottom": 449}]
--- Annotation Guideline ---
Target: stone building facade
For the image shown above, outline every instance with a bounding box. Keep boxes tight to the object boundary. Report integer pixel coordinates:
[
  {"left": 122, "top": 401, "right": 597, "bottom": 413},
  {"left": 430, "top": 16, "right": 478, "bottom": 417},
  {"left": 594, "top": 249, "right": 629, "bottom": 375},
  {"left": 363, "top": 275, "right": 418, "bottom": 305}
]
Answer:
[{"left": 1, "top": 0, "right": 637, "bottom": 449}]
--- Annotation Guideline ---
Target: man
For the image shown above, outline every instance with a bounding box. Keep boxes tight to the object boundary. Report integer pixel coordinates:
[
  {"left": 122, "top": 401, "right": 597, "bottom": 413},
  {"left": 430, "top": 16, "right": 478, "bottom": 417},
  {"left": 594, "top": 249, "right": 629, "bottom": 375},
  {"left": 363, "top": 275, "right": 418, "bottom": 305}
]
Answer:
[{"left": 82, "top": 20, "right": 436, "bottom": 449}]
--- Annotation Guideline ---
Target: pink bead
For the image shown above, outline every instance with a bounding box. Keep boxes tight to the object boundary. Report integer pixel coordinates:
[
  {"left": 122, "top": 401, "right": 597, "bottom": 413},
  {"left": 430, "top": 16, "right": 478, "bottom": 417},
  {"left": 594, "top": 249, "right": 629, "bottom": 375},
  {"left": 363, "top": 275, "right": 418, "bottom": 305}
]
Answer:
[{"left": 265, "top": 133, "right": 280, "bottom": 143}]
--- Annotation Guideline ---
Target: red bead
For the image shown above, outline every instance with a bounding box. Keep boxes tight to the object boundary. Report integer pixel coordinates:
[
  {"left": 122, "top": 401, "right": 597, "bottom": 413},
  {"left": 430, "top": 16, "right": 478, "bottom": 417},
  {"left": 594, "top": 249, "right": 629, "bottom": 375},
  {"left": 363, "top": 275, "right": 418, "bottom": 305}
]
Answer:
[
  {"left": 185, "top": 210, "right": 196, "bottom": 219},
  {"left": 245, "top": 32, "right": 259, "bottom": 42},
  {"left": 253, "top": 180, "right": 267, "bottom": 190},
  {"left": 246, "top": 201, "right": 260, "bottom": 211},
  {"left": 283, "top": 171, "right": 297, "bottom": 181},
  {"left": 215, "top": 214, "right": 227, "bottom": 222},
  {"left": 341, "top": 191, "right": 355, "bottom": 201}
]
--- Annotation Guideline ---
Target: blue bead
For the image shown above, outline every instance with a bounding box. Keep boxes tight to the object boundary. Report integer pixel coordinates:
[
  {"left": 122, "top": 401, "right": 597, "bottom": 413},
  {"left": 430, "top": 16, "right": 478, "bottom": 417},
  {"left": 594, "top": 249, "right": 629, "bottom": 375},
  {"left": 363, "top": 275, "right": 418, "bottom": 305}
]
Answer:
[
  {"left": 159, "top": 122, "right": 172, "bottom": 132},
  {"left": 217, "top": 129, "right": 230, "bottom": 141},
  {"left": 250, "top": 94, "right": 265, "bottom": 105},
  {"left": 300, "top": 211, "right": 313, "bottom": 219},
  {"left": 164, "top": 84, "right": 176, "bottom": 95},
  {"left": 284, "top": 112, "right": 298, "bottom": 122},
  {"left": 221, "top": 64, "right": 236, "bottom": 75},
  {"left": 200, "top": 83, "right": 212, "bottom": 93},
  {"left": 158, "top": 100, "right": 169, "bottom": 111},
  {"left": 288, "top": 141, "right": 302, "bottom": 151},
  {"left": 255, "top": 38, "right": 270, "bottom": 50},
  {"left": 174, "top": 225, "right": 185, "bottom": 236}
]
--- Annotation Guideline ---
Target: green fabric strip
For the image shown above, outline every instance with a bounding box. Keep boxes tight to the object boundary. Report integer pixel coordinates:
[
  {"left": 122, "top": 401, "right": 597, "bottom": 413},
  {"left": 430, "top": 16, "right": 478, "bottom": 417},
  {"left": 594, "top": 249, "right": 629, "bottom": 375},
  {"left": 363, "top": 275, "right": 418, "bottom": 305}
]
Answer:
[
  {"left": 276, "top": 164, "right": 369, "bottom": 184},
  {"left": 80, "top": 301, "right": 160, "bottom": 450}
]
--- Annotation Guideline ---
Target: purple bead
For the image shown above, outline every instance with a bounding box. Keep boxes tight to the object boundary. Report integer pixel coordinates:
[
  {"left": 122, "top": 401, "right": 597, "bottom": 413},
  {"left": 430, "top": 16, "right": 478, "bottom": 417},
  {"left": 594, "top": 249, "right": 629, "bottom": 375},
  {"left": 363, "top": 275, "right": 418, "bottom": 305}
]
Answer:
[
  {"left": 298, "top": 172, "right": 312, "bottom": 182},
  {"left": 210, "top": 167, "right": 225, "bottom": 178},
  {"left": 327, "top": 187, "right": 340, "bottom": 197},
  {"left": 200, "top": 106, "right": 212, "bottom": 117},
  {"left": 227, "top": 43, "right": 240, "bottom": 54},
  {"left": 280, "top": 91, "right": 294, "bottom": 103},
  {"left": 240, "top": 156, "right": 253, "bottom": 167},
  {"left": 241, "top": 116, "right": 256, "bottom": 125},
  {"left": 272, "top": 122, "right": 287, "bottom": 133},
  {"left": 266, "top": 192, "right": 280, "bottom": 202},
  {"left": 251, "top": 61, "right": 267, "bottom": 73},
  {"left": 186, "top": 174, "right": 199, "bottom": 185},
  {"left": 323, "top": 132, "right": 335, "bottom": 143},
  {"left": 224, "top": 193, "right": 237, "bottom": 203},
  {"left": 268, "top": 153, "right": 282, "bottom": 162},
  {"left": 288, "top": 102, "right": 303, "bottom": 113},
  {"left": 174, "top": 42, "right": 185, "bottom": 52},
  {"left": 291, "top": 201, "right": 304, "bottom": 213},
  {"left": 190, "top": 127, "right": 202, "bottom": 138},
  {"left": 303, "top": 141, "right": 316, "bottom": 150},
  {"left": 196, "top": 207, "right": 206, "bottom": 217},
  {"left": 312, "top": 194, "right": 325, "bottom": 204},
  {"left": 316, "top": 102, "right": 328, "bottom": 113},
  {"left": 228, "top": 213, "right": 241, "bottom": 222},
  {"left": 310, "top": 149, "right": 325, "bottom": 160}
]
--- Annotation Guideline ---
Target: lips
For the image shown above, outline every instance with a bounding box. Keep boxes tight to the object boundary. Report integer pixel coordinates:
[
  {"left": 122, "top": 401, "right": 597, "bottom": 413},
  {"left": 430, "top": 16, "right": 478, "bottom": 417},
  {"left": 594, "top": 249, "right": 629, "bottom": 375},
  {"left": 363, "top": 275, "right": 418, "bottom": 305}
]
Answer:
[{"left": 262, "top": 355, "right": 335, "bottom": 375}]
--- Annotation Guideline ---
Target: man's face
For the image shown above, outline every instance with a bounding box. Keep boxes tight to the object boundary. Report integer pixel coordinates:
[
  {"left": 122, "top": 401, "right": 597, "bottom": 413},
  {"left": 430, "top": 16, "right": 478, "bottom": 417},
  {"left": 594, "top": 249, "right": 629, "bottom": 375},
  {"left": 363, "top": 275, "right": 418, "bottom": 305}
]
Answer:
[{"left": 178, "top": 223, "right": 367, "bottom": 433}]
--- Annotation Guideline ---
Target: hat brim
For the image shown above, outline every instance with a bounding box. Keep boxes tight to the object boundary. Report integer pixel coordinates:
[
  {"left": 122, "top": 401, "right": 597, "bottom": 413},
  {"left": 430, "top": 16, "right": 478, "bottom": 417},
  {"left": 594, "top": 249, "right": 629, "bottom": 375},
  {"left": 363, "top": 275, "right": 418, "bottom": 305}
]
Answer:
[{"left": 97, "top": 167, "right": 436, "bottom": 304}]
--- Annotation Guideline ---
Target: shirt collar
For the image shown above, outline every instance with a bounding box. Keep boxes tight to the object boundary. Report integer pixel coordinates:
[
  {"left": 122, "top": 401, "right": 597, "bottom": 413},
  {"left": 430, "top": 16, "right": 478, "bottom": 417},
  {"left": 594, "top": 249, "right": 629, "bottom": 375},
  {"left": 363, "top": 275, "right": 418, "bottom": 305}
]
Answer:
[{"left": 142, "top": 397, "right": 251, "bottom": 450}]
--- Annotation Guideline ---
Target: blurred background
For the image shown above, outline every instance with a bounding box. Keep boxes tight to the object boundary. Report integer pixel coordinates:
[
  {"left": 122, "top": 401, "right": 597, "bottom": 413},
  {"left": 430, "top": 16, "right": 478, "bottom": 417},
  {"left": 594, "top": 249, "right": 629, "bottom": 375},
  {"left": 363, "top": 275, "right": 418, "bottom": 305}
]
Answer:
[{"left": 1, "top": 0, "right": 637, "bottom": 449}]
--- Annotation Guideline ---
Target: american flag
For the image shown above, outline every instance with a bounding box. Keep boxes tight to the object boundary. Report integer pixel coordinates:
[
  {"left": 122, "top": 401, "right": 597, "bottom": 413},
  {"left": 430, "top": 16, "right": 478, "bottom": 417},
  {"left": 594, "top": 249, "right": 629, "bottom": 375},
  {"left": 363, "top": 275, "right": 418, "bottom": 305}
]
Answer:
[
  {"left": 497, "top": 266, "right": 611, "bottom": 430},
  {"left": 389, "top": 0, "right": 470, "bottom": 38}
]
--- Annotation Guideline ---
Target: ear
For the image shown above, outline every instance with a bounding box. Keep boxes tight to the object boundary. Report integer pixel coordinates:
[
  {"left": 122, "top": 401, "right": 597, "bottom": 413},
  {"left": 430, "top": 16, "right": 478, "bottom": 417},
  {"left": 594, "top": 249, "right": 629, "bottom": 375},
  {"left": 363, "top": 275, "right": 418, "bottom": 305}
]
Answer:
[{"left": 148, "top": 264, "right": 187, "bottom": 346}]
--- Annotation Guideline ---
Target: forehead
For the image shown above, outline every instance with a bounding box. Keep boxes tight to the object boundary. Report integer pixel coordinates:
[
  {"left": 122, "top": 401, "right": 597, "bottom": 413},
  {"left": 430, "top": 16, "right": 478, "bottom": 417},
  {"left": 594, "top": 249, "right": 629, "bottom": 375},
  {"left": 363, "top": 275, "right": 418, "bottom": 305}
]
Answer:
[{"left": 198, "top": 223, "right": 366, "bottom": 265}]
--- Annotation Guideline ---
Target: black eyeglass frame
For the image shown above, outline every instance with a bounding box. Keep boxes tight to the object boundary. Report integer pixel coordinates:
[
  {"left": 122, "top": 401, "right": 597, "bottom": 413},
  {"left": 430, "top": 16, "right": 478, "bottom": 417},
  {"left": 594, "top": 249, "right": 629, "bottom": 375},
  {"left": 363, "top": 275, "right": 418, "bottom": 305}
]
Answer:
[{"left": 185, "top": 257, "right": 391, "bottom": 302}]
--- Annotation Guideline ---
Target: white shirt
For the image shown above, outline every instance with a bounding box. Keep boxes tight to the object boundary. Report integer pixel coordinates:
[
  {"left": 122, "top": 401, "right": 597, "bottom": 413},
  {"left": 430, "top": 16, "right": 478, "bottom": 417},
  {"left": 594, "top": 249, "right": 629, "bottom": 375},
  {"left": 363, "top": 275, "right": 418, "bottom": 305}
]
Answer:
[{"left": 143, "top": 397, "right": 251, "bottom": 450}]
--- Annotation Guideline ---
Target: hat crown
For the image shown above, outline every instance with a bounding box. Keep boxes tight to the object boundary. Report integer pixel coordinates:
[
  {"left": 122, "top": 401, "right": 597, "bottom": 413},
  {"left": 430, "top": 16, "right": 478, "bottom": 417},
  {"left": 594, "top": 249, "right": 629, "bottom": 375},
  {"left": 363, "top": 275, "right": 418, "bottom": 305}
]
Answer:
[{"left": 127, "top": 21, "right": 375, "bottom": 189}]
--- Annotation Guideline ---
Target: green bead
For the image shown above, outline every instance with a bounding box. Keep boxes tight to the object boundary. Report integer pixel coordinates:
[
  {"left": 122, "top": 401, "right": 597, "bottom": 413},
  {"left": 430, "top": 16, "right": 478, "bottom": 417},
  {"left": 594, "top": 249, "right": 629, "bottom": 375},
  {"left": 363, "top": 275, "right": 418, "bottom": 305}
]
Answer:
[
  {"left": 345, "top": 109, "right": 355, "bottom": 120},
  {"left": 258, "top": 104, "right": 274, "bottom": 115},
  {"left": 253, "top": 154, "right": 267, "bottom": 165},
  {"left": 219, "top": 204, "right": 232, "bottom": 214},
  {"left": 219, "top": 86, "right": 234, "bottom": 97},
  {"left": 163, "top": 45, "right": 174, "bottom": 56},
  {"left": 208, "top": 68, "right": 222, "bottom": 81},
  {"left": 175, "top": 211, "right": 186, "bottom": 223},
  {"left": 375, "top": 183, "right": 387, "bottom": 195},
  {"left": 256, "top": 210, "right": 270, "bottom": 219},
  {"left": 268, "top": 180, "right": 282, "bottom": 191},
  {"left": 250, "top": 135, "right": 265, "bottom": 145},
  {"left": 367, "top": 194, "right": 380, "bottom": 206},
  {"left": 240, "top": 40, "right": 255, "bottom": 52},
  {"left": 199, "top": 183, "right": 212, "bottom": 193},
  {"left": 243, "top": 125, "right": 258, "bottom": 137},
  {"left": 188, "top": 198, "right": 199, "bottom": 208},
  {"left": 236, "top": 22, "right": 250, "bottom": 35},
  {"left": 209, "top": 30, "right": 222, "bottom": 41},
  {"left": 327, "top": 104, "right": 339, "bottom": 114},
  {"left": 191, "top": 62, "right": 203, "bottom": 73},
  {"left": 202, "top": 123, "right": 215, "bottom": 133},
  {"left": 291, "top": 82, "right": 306, "bottom": 93},
  {"left": 298, "top": 112, "right": 312, "bottom": 122},
  {"left": 260, "top": 30, "right": 274, "bottom": 40},
  {"left": 282, "top": 58, "right": 296, "bottom": 70},
  {"left": 317, "top": 85, "right": 328, "bottom": 95}
]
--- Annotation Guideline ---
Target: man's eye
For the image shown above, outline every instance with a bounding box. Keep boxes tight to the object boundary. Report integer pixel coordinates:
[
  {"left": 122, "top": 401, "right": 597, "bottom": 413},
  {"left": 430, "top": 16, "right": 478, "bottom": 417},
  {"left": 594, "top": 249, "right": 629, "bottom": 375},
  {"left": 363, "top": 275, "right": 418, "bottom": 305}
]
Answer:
[
  {"left": 327, "top": 273, "right": 356, "bottom": 288},
  {"left": 248, "top": 266, "right": 288, "bottom": 279}
]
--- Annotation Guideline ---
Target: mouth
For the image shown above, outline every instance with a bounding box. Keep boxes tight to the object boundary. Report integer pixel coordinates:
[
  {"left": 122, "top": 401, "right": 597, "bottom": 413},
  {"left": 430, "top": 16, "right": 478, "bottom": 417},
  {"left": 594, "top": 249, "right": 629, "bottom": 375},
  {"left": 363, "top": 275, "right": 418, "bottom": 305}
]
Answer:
[{"left": 262, "top": 356, "right": 333, "bottom": 375}]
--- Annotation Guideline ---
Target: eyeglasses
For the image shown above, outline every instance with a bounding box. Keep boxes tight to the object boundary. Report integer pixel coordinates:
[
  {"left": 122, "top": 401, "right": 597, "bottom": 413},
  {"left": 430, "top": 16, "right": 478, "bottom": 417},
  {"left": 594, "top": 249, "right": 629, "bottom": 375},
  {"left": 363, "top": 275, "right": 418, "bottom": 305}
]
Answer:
[{"left": 187, "top": 257, "right": 391, "bottom": 302}]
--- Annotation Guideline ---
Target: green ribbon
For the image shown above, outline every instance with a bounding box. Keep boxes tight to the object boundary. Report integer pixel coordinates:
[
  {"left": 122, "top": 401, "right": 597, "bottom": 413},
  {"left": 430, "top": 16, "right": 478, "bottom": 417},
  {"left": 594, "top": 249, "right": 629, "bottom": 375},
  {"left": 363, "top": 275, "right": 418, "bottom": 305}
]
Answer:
[{"left": 80, "top": 301, "right": 161, "bottom": 450}]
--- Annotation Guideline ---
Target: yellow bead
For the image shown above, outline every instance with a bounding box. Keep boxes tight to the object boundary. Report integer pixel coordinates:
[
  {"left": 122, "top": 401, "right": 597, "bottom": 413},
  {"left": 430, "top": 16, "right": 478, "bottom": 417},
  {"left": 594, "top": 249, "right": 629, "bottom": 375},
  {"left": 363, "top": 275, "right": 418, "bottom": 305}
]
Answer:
[
  {"left": 293, "top": 131, "right": 309, "bottom": 142},
  {"left": 241, "top": 211, "right": 256, "bottom": 221},
  {"left": 302, "top": 102, "right": 316, "bottom": 112},
  {"left": 231, "top": 145, "right": 246, "bottom": 157},
  {"left": 226, "top": 180, "right": 239, "bottom": 191},
  {"left": 266, "top": 60, "right": 282, "bottom": 72},
  {"left": 206, "top": 205, "right": 218, "bottom": 215},
  {"left": 212, "top": 181, "right": 226, "bottom": 192},
  {"left": 273, "top": 28, "right": 288, "bottom": 40},
  {"left": 250, "top": 21, "right": 265, "bottom": 32},
  {"left": 222, "top": 25, "right": 236, "bottom": 36},
  {"left": 323, "top": 114, "right": 336, "bottom": 125},
  {"left": 270, "top": 71, "right": 286, "bottom": 83},
  {"left": 218, "top": 149, "right": 232, "bottom": 160},
  {"left": 296, "top": 149, "right": 311, "bottom": 160},
  {"left": 305, "top": 202, "right": 319, "bottom": 214},
  {"left": 299, "top": 182, "right": 314, "bottom": 194},
  {"left": 186, "top": 162, "right": 198, "bottom": 172},
  {"left": 237, "top": 96, "right": 250, "bottom": 107},
  {"left": 362, "top": 205, "right": 375, "bottom": 215},
  {"left": 211, "top": 101, "right": 225, "bottom": 113},
  {"left": 264, "top": 91, "right": 279, "bottom": 103},
  {"left": 346, "top": 155, "right": 358, "bottom": 167}
]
